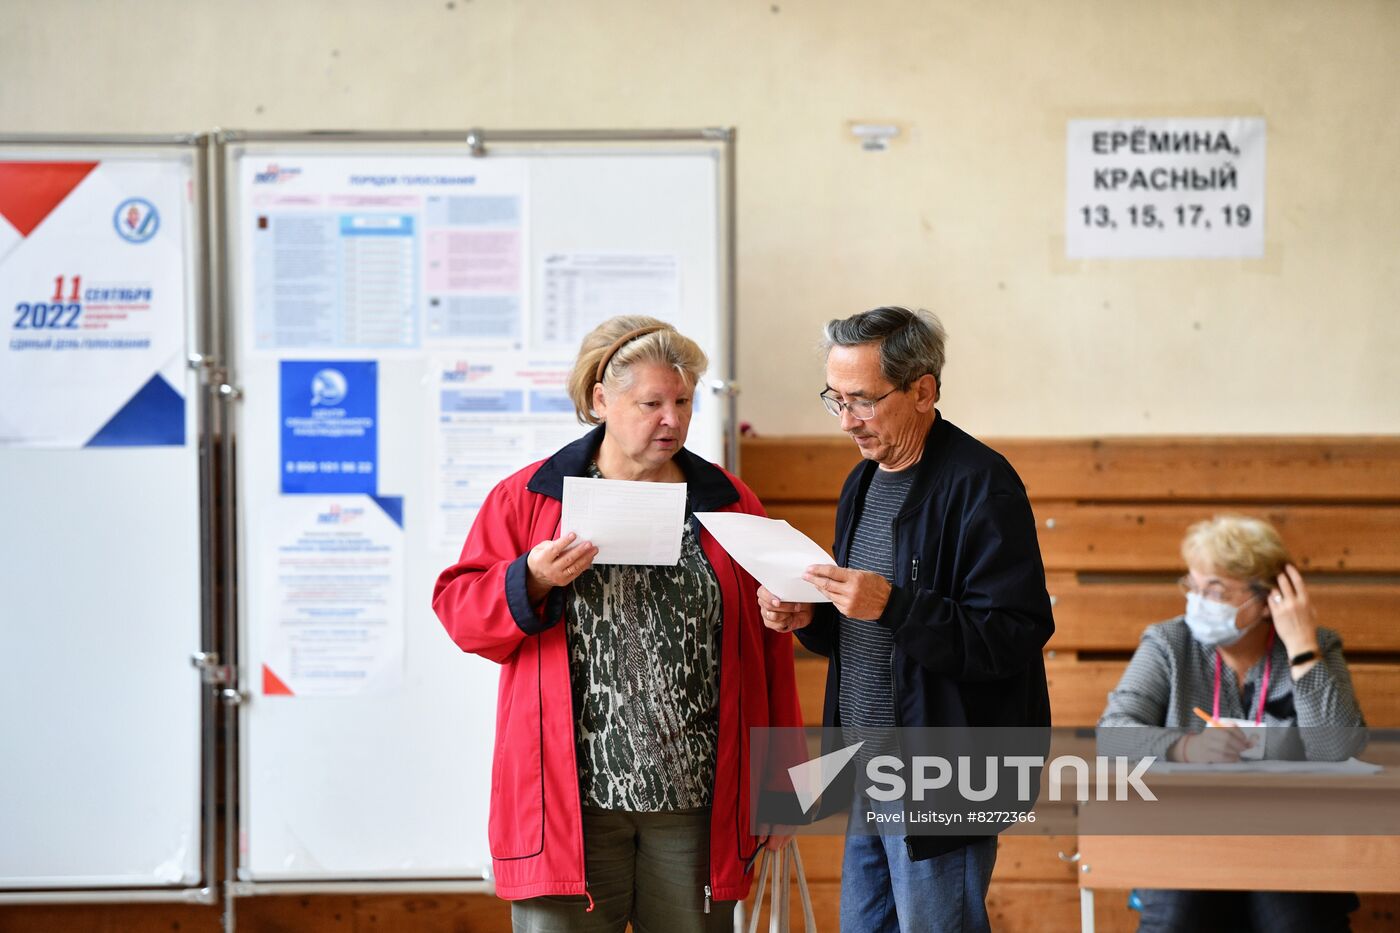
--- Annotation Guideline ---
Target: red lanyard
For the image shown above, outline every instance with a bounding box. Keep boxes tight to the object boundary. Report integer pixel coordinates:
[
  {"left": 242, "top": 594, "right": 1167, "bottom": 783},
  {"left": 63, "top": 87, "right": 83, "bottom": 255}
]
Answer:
[{"left": 1213, "top": 629, "right": 1274, "bottom": 725}]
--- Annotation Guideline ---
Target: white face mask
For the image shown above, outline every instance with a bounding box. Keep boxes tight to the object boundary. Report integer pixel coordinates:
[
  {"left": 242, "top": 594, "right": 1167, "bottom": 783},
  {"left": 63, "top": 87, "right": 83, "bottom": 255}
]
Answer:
[{"left": 1184, "top": 591, "right": 1261, "bottom": 647}]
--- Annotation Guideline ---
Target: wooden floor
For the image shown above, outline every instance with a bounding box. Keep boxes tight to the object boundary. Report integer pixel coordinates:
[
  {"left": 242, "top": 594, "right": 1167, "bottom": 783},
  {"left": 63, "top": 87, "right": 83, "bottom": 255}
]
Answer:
[{"left": 5, "top": 881, "right": 1400, "bottom": 932}]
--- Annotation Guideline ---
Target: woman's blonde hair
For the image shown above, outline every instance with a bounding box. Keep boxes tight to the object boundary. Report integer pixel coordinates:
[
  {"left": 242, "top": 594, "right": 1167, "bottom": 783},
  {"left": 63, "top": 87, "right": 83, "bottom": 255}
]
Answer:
[
  {"left": 1180, "top": 514, "right": 1292, "bottom": 587},
  {"left": 565, "top": 315, "right": 709, "bottom": 425}
]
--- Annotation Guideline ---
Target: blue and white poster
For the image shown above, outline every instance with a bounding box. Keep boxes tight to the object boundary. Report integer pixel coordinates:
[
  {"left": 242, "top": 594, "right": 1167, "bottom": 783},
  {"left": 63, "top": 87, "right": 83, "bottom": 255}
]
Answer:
[
  {"left": 280, "top": 360, "right": 378, "bottom": 494},
  {"left": 0, "top": 158, "right": 191, "bottom": 448},
  {"left": 260, "top": 493, "right": 405, "bottom": 697}
]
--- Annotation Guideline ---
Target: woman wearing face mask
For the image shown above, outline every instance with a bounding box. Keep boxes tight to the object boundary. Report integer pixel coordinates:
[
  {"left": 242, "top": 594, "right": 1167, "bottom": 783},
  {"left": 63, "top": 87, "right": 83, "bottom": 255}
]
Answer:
[
  {"left": 433, "top": 316, "right": 802, "bottom": 933},
  {"left": 1098, "top": 515, "right": 1366, "bottom": 932}
]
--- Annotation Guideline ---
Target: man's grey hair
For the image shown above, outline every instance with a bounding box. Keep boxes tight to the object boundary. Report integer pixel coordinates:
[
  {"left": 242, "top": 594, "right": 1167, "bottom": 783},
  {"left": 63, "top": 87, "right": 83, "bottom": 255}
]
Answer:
[{"left": 822, "top": 306, "right": 947, "bottom": 395}]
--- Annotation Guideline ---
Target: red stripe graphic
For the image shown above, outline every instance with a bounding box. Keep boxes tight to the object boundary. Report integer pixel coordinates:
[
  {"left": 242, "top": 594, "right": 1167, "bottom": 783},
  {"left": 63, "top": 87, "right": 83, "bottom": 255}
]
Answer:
[{"left": 0, "top": 161, "right": 100, "bottom": 237}]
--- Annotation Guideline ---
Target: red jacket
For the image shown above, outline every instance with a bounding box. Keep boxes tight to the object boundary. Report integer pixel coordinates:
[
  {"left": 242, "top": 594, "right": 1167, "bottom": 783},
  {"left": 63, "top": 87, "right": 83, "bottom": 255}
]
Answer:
[{"left": 432, "top": 427, "right": 804, "bottom": 903}]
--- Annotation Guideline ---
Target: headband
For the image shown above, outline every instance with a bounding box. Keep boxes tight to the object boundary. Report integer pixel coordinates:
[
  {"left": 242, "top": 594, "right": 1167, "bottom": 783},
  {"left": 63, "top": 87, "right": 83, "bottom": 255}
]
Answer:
[{"left": 593, "top": 324, "right": 670, "bottom": 385}]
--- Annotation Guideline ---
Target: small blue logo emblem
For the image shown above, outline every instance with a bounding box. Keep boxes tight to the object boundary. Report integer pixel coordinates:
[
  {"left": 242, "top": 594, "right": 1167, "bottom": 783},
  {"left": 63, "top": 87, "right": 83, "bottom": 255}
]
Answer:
[{"left": 114, "top": 198, "right": 159, "bottom": 243}]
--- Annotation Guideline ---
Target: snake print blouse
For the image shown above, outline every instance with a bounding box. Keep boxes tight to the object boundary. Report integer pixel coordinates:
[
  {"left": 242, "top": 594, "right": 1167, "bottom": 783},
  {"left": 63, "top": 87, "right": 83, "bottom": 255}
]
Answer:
[{"left": 565, "top": 463, "right": 722, "bottom": 811}]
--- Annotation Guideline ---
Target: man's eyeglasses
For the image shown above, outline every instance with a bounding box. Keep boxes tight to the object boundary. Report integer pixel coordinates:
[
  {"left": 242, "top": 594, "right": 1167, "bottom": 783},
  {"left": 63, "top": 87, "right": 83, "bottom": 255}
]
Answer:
[{"left": 819, "top": 388, "right": 896, "bottom": 420}]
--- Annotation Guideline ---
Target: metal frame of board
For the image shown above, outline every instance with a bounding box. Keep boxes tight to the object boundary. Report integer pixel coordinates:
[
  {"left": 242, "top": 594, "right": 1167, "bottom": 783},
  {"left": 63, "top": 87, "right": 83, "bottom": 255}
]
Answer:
[
  {"left": 0, "top": 132, "right": 220, "bottom": 908},
  {"left": 208, "top": 127, "right": 737, "bottom": 929}
]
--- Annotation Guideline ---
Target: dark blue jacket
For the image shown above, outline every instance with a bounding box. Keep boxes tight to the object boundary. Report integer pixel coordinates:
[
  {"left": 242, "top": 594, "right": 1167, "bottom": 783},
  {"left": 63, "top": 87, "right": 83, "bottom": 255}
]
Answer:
[{"left": 795, "top": 414, "right": 1054, "bottom": 857}]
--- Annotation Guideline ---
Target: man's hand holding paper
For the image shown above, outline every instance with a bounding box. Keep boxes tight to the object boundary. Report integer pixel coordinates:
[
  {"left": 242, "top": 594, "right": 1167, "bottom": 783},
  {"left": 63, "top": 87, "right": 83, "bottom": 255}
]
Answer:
[{"left": 802, "top": 564, "right": 892, "bottom": 622}]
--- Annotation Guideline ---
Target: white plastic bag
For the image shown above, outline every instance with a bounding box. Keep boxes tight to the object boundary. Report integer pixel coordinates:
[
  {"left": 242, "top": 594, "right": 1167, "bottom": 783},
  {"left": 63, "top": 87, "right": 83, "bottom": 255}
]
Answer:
[{"left": 746, "top": 843, "right": 817, "bottom": 933}]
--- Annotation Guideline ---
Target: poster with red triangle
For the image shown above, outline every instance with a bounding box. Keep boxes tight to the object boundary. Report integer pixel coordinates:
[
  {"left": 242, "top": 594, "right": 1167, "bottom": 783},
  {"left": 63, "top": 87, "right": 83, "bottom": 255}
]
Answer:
[
  {"left": 0, "top": 155, "right": 192, "bottom": 448},
  {"left": 260, "top": 494, "right": 405, "bottom": 697}
]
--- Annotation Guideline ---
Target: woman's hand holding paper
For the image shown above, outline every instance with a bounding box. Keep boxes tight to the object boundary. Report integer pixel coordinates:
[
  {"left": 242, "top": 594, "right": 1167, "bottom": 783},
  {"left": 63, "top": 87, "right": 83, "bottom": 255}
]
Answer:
[{"left": 757, "top": 584, "right": 813, "bottom": 633}]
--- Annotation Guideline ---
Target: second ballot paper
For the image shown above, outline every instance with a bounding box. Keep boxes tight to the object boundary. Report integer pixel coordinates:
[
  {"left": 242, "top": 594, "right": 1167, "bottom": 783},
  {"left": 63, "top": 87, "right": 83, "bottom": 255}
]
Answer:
[
  {"left": 692, "top": 512, "right": 835, "bottom": 603},
  {"left": 560, "top": 475, "right": 687, "bottom": 565}
]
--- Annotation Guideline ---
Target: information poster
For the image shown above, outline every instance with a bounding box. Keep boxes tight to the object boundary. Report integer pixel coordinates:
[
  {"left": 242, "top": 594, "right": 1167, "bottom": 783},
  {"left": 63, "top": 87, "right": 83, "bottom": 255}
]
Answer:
[
  {"left": 0, "top": 158, "right": 190, "bottom": 447},
  {"left": 432, "top": 354, "right": 585, "bottom": 551},
  {"left": 536, "top": 252, "right": 679, "bottom": 351},
  {"left": 241, "top": 156, "right": 527, "bottom": 351},
  {"left": 1065, "top": 117, "right": 1266, "bottom": 259},
  {"left": 261, "top": 494, "right": 405, "bottom": 697},
  {"left": 280, "top": 360, "right": 378, "bottom": 494}
]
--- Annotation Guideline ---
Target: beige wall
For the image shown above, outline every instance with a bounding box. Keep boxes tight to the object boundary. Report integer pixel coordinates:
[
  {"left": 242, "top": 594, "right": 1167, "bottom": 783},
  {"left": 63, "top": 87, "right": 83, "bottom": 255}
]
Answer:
[{"left": 3, "top": 0, "right": 1396, "bottom": 436}]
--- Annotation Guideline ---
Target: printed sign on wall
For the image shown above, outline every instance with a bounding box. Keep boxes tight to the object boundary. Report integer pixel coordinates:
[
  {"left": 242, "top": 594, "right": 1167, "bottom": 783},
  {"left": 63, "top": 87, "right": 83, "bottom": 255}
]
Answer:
[{"left": 1066, "top": 118, "right": 1266, "bottom": 259}]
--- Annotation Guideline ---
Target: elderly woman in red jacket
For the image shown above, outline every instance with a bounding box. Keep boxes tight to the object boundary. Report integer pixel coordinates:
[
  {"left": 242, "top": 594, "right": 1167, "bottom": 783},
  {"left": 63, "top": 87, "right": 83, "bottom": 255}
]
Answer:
[{"left": 433, "top": 316, "right": 803, "bottom": 933}]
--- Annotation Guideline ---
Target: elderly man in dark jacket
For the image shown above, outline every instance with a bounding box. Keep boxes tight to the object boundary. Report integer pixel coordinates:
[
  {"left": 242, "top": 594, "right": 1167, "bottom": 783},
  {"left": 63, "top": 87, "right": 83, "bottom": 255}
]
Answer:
[{"left": 759, "top": 306, "right": 1054, "bottom": 933}]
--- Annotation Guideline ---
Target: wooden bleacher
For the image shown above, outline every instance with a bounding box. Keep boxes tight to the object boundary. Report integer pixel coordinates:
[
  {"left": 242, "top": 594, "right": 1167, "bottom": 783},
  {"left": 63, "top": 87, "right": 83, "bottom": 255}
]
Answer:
[{"left": 741, "top": 434, "right": 1400, "bottom": 932}]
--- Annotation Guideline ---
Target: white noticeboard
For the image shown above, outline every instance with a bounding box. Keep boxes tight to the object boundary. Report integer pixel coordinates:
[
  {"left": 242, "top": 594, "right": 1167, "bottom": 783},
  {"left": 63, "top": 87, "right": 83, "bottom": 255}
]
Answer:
[
  {"left": 1065, "top": 117, "right": 1266, "bottom": 259},
  {"left": 225, "top": 133, "right": 732, "bottom": 883},
  {"left": 0, "top": 144, "right": 205, "bottom": 890}
]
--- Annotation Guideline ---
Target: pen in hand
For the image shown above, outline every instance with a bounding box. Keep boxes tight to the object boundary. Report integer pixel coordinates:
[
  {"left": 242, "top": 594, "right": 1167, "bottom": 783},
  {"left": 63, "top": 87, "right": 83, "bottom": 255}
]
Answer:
[
  {"left": 1192, "top": 706, "right": 1224, "bottom": 728},
  {"left": 1186, "top": 706, "right": 1252, "bottom": 763}
]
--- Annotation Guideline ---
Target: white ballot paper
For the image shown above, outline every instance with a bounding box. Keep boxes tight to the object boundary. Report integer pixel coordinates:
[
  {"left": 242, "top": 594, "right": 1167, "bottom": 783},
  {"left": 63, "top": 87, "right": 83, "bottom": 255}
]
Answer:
[
  {"left": 561, "top": 476, "right": 687, "bottom": 565},
  {"left": 693, "top": 512, "right": 835, "bottom": 603},
  {"left": 1147, "top": 757, "right": 1382, "bottom": 775}
]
